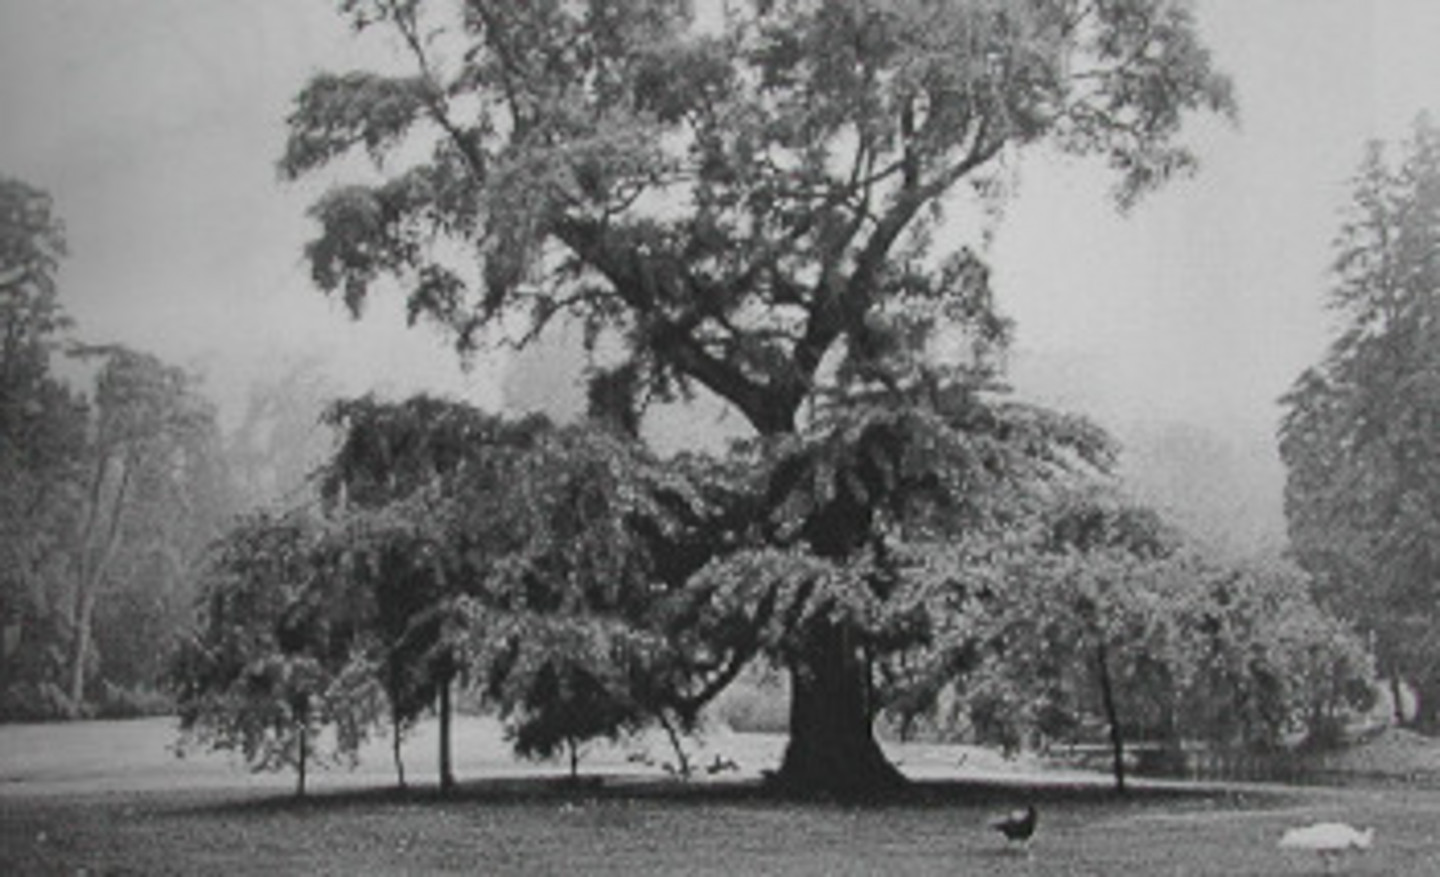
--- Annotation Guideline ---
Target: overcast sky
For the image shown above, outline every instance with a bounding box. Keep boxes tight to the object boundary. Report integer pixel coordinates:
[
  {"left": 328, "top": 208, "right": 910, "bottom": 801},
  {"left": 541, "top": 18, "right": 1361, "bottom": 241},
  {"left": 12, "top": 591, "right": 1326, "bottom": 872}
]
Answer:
[{"left": 2, "top": 0, "right": 1439, "bottom": 550}]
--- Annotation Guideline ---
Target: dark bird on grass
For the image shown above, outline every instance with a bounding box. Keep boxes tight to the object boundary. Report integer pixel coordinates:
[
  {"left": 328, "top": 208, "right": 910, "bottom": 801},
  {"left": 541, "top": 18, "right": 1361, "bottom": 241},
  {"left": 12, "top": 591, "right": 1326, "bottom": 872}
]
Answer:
[{"left": 989, "top": 804, "right": 1038, "bottom": 848}]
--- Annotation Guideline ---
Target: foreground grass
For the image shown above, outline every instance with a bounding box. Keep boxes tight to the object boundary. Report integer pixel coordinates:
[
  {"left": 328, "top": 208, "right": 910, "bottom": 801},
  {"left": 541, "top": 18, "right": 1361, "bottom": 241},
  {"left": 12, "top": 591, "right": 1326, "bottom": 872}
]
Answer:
[
  {"left": 4, "top": 778, "right": 1440, "bottom": 875},
  {"left": 4, "top": 719, "right": 1440, "bottom": 875}
]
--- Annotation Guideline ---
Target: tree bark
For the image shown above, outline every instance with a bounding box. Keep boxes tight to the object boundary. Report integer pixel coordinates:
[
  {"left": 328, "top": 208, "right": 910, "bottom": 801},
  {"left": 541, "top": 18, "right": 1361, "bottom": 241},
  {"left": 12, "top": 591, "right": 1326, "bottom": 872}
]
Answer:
[
  {"left": 437, "top": 674, "right": 455, "bottom": 792},
  {"left": 774, "top": 622, "right": 905, "bottom": 796}
]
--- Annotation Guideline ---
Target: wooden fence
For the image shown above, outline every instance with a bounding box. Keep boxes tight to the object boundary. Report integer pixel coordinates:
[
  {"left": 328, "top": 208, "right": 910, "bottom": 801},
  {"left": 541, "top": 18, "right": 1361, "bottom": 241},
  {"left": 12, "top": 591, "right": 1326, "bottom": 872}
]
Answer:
[{"left": 1057, "top": 742, "right": 1440, "bottom": 787}]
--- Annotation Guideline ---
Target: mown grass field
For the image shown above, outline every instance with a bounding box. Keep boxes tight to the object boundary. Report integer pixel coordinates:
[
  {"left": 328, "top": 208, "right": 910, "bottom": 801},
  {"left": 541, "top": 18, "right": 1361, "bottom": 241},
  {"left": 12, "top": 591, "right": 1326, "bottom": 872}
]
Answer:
[{"left": 3, "top": 718, "right": 1438, "bottom": 875}]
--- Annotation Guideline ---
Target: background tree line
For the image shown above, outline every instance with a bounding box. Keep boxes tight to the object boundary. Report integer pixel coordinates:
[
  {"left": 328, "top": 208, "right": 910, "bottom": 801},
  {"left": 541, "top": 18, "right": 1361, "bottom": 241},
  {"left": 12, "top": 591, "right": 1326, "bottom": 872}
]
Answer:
[
  {"left": 1282, "top": 113, "right": 1440, "bottom": 734},
  {"left": 0, "top": 175, "right": 333, "bottom": 719}
]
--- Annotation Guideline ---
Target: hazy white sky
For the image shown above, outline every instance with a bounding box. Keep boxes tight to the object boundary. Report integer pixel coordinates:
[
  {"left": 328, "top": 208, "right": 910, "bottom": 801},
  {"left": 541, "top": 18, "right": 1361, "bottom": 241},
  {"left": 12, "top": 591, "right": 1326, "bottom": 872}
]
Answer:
[
  {"left": 999, "top": 0, "right": 1429, "bottom": 434},
  {"left": 0, "top": 0, "right": 501, "bottom": 415},
  {"left": 2, "top": 0, "right": 1439, "bottom": 547}
]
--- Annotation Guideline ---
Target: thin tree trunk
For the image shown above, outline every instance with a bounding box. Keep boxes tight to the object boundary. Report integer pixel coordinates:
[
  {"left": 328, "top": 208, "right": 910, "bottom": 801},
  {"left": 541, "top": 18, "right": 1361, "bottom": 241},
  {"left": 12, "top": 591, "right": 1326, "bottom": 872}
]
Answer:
[
  {"left": 1096, "top": 640, "right": 1126, "bottom": 794},
  {"left": 1391, "top": 674, "right": 1407, "bottom": 726},
  {"left": 67, "top": 588, "right": 96, "bottom": 712},
  {"left": 437, "top": 674, "right": 455, "bottom": 792},
  {"left": 657, "top": 710, "right": 690, "bottom": 779},
  {"left": 297, "top": 718, "right": 308, "bottom": 798},
  {"left": 392, "top": 709, "right": 407, "bottom": 789},
  {"left": 67, "top": 453, "right": 132, "bottom": 709}
]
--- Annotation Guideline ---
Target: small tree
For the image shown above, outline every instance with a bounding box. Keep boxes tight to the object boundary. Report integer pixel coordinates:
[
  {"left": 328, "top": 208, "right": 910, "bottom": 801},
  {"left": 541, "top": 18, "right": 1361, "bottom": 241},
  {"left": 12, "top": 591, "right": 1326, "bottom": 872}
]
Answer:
[
  {"left": 1172, "top": 559, "right": 1374, "bottom": 752},
  {"left": 936, "top": 494, "right": 1179, "bottom": 792},
  {"left": 319, "top": 500, "right": 452, "bottom": 789},
  {"left": 899, "top": 490, "right": 1374, "bottom": 790},
  {"left": 318, "top": 397, "right": 717, "bottom": 780},
  {"left": 318, "top": 395, "right": 553, "bottom": 790},
  {"left": 170, "top": 511, "right": 382, "bottom": 797}
]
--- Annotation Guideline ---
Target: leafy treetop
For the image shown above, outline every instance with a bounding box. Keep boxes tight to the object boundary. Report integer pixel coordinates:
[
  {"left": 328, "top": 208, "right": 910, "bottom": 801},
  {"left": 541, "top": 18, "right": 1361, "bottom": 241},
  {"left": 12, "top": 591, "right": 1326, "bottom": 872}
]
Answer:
[{"left": 283, "top": 0, "right": 1234, "bottom": 434}]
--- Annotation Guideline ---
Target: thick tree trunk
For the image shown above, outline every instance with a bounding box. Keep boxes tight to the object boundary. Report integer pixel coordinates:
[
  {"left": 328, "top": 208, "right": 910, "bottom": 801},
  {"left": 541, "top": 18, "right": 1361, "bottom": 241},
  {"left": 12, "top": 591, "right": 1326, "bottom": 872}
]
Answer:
[{"left": 774, "top": 622, "right": 905, "bottom": 796}]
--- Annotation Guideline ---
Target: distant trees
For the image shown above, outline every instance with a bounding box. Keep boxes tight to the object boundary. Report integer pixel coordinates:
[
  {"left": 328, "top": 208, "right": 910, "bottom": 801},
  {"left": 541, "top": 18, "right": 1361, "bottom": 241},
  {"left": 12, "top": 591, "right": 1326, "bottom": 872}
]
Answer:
[
  {"left": 66, "top": 347, "right": 230, "bottom": 709},
  {"left": 228, "top": 357, "right": 338, "bottom": 511},
  {"left": 1, "top": 176, "right": 234, "bottom": 720},
  {"left": 1281, "top": 114, "right": 1440, "bottom": 732},
  {"left": 282, "top": 0, "right": 1234, "bottom": 795},
  {"left": 1, "top": 176, "right": 86, "bottom": 718}
]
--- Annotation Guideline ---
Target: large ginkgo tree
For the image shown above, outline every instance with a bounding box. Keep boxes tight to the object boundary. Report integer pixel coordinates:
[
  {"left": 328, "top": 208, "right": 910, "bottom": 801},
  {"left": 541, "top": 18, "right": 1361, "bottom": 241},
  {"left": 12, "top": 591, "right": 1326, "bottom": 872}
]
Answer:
[{"left": 282, "top": 0, "right": 1232, "bottom": 792}]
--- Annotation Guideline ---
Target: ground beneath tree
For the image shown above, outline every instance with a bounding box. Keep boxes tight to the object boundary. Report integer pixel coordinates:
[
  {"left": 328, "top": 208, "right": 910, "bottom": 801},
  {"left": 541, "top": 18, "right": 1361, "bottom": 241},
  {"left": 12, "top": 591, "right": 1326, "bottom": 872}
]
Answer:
[
  {"left": 0, "top": 716, "right": 1103, "bottom": 798},
  {"left": 4, "top": 719, "right": 1440, "bottom": 874}
]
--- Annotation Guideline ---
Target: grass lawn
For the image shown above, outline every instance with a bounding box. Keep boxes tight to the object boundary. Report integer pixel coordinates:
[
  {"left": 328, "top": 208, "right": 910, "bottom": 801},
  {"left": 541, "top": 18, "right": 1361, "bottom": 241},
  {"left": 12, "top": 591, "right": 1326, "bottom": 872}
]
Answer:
[{"left": 3, "top": 719, "right": 1439, "bottom": 875}]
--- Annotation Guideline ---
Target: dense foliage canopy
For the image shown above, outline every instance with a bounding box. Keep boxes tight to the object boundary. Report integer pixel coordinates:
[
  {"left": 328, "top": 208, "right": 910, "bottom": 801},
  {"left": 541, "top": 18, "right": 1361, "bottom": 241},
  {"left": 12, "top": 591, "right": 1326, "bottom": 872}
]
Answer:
[
  {"left": 283, "top": 0, "right": 1234, "bottom": 428},
  {"left": 281, "top": 0, "right": 1234, "bottom": 793}
]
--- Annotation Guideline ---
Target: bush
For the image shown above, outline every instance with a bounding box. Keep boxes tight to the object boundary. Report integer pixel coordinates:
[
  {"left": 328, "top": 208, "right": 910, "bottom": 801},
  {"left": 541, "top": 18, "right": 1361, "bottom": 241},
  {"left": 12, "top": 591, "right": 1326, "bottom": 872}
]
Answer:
[
  {"left": 0, "top": 680, "right": 77, "bottom": 722},
  {"left": 95, "top": 681, "right": 174, "bottom": 720}
]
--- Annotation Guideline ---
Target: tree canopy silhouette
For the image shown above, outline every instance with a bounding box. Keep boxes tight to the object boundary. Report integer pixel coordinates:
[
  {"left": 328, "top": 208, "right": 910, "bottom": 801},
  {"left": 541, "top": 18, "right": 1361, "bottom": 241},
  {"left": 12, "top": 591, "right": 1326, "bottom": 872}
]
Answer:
[{"left": 283, "top": 0, "right": 1233, "bottom": 792}]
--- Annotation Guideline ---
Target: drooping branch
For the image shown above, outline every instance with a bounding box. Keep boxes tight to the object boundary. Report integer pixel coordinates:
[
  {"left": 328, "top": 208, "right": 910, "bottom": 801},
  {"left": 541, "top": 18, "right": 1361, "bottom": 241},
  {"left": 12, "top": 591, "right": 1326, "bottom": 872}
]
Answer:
[{"left": 671, "top": 583, "right": 782, "bottom": 717}]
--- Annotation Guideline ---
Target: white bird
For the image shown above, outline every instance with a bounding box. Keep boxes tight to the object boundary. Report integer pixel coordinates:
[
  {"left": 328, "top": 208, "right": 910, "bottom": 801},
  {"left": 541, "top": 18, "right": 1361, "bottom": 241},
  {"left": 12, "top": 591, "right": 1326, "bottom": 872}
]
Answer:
[{"left": 1278, "top": 822, "right": 1374, "bottom": 871}]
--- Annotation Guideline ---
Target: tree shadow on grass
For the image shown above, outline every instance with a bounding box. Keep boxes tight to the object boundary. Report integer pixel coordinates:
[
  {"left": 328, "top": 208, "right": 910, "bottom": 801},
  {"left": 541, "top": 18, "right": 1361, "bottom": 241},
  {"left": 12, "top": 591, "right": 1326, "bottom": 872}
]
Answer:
[{"left": 172, "top": 774, "right": 1300, "bottom": 819}]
